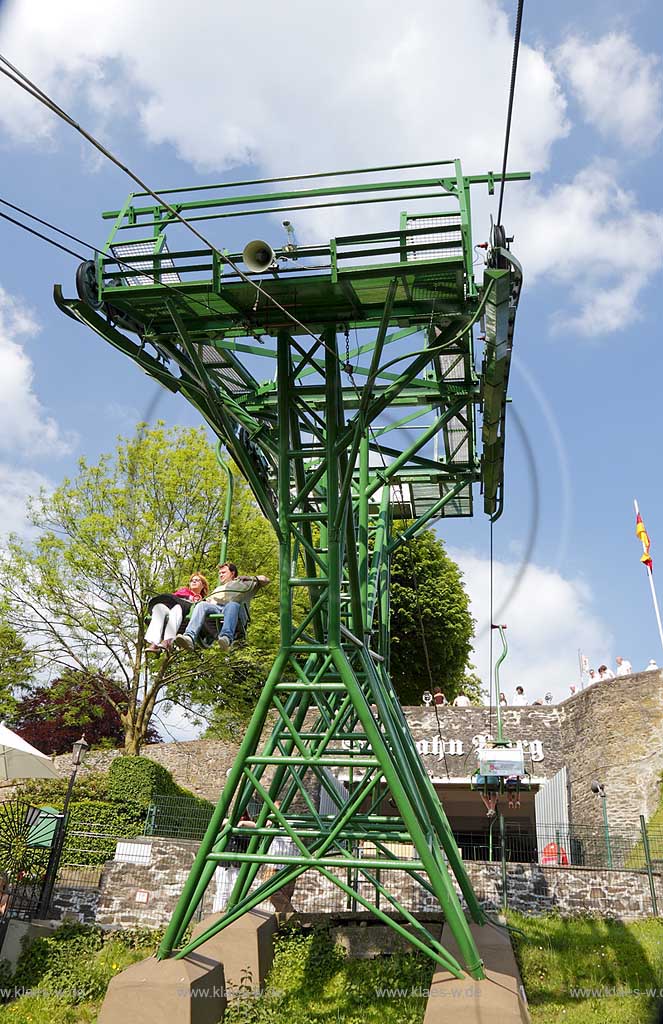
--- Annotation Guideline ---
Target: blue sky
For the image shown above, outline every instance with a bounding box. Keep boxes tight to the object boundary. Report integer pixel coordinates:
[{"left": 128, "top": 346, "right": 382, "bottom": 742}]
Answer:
[{"left": 0, "top": 0, "right": 662, "bottom": 731}]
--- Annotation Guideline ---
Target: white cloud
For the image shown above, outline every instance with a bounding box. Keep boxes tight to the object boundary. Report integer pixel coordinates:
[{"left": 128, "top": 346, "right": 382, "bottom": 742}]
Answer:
[
  {"left": 508, "top": 165, "right": 663, "bottom": 335},
  {"left": 0, "top": 463, "right": 50, "bottom": 537},
  {"left": 2, "top": 5, "right": 659, "bottom": 336},
  {"left": 555, "top": 33, "right": 663, "bottom": 149},
  {"left": 153, "top": 701, "right": 203, "bottom": 743},
  {"left": 0, "top": 287, "right": 75, "bottom": 455},
  {"left": 0, "top": 2, "right": 567, "bottom": 176},
  {"left": 450, "top": 547, "right": 614, "bottom": 705}
]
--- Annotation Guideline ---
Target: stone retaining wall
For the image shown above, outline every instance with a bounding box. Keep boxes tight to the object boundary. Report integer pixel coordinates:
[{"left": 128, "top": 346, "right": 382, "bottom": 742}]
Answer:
[
  {"left": 558, "top": 669, "right": 663, "bottom": 831},
  {"left": 51, "top": 886, "right": 100, "bottom": 924},
  {"left": 40, "top": 671, "right": 663, "bottom": 831},
  {"left": 61, "top": 835, "right": 663, "bottom": 930}
]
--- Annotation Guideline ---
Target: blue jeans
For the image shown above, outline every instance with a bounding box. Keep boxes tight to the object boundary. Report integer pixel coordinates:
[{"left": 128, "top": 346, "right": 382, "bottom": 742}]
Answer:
[{"left": 184, "top": 600, "right": 247, "bottom": 645}]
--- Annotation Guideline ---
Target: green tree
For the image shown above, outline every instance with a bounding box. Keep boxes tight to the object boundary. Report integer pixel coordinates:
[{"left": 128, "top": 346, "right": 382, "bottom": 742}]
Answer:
[
  {"left": 0, "top": 425, "right": 279, "bottom": 753},
  {"left": 12, "top": 670, "right": 162, "bottom": 753},
  {"left": 389, "top": 531, "right": 474, "bottom": 705},
  {"left": 0, "top": 617, "right": 33, "bottom": 718}
]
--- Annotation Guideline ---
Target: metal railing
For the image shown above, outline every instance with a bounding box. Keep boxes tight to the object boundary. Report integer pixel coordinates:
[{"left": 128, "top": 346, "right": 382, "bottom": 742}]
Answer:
[
  {"left": 17, "top": 813, "right": 663, "bottom": 922},
  {"left": 144, "top": 794, "right": 263, "bottom": 842}
]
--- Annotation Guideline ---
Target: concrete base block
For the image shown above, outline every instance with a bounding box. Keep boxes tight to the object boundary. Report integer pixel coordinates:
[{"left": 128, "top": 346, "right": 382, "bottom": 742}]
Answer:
[
  {"left": 0, "top": 921, "right": 31, "bottom": 969},
  {"left": 97, "top": 952, "right": 227, "bottom": 1024},
  {"left": 191, "top": 908, "right": 278, "bottom": 995},
  {"left": 424, "top": 922, "right": 530, "bottom": 1023}
]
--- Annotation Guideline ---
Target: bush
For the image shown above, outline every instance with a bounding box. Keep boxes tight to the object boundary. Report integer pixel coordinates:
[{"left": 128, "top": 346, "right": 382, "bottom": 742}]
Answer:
[
  {"left": 17, "top": 772, "right": 110, "bottom": 806},
  {"left": 107, "top": 756, "right": 179, "bottom": 810},
  {"left": 2, "top": 923, "right": 163, "bottom": 1020},
  {"left": 107, "top": 756, "right": 214, "bottom": 841},
  {"left": 13, "top": 758, "right": 213, "bottom": 859}
]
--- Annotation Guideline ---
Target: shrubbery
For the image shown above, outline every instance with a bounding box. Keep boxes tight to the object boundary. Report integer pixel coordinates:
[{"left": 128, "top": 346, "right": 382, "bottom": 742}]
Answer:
[
  {"left": 18, "top": 771, "right": 111, "bottom": 806},
  {"left": 107, "top": 756, "right": 180, "bottom": 809},
  {"left": 225, "top": 923, "right": 433, "bottom": 1024},
  {"left": 0, "top": 922, "right": 163, "bottom": 1022},
  {"left": 15, "top": 756, "right": 213, "bottom": 855}
]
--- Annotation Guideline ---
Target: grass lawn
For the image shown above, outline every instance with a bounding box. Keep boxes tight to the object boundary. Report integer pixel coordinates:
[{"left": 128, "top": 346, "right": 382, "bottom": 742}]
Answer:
[
  {"left": 224, "top": 924, "right": 434, "bottom": 1024},
  {"left": 0, "top": 929, "right": 159, "bottom": 1024},
  {"left": 509, "top": 912, "right": 663, "bottom": 1023}
]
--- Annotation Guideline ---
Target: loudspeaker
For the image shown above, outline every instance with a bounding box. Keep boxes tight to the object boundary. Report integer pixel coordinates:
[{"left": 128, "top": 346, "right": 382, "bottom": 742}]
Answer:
[{"left": 242, "top": 239, "right": 276, "bottom": 273}]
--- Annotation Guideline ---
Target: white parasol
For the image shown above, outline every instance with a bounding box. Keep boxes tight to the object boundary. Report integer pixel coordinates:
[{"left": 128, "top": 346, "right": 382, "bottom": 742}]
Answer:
[{"left": 0, "top": 722, "right": 60, "bottom": 780}]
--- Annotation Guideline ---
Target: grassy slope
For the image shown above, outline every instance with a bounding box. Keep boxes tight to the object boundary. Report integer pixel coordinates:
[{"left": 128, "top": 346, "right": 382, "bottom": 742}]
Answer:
[
  {"left": 0, "top": 934, "right": 157, "bottom": 1024},
  {"left": 5, "top": 915, "right": 663, "bottom": 1024},
  {"left": 509, "top": 913, "right": 663, "bottom": 1024},
  {"left": 225, "top": 925, "right": 434, "bottom": 1024}
]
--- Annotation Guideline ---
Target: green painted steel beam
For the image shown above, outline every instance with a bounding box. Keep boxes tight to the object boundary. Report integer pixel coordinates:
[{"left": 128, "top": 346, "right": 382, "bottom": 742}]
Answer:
[{"left": 55, "top": 157, "right": 526, "bottom": 980}]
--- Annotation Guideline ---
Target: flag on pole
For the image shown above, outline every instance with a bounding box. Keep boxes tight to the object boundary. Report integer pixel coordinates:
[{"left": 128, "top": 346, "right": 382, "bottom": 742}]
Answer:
[{"left": 636, "top": 511, "right": 653, "bottom": 572}]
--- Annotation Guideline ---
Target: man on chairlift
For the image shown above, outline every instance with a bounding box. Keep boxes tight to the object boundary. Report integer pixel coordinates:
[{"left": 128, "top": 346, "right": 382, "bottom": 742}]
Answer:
[{"left": 174, "top": 562, "right": 269, "bottom": 652}]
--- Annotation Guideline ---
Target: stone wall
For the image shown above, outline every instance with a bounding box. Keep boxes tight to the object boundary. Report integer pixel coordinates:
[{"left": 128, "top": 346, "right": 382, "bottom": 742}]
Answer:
[
  {"left": 51, "top": 886, "right": 100, "bottom": 924},
  {"left": 463, "top": 860, "right": 662, "bottom": 918},
  {"left": 78, "top": 834, "right": 663, "bottom": 929},
  {"left": 50, "top": 705, "right": 565, "bottom": 797},
  {"left": 52, "top": 740, "right": 242, "bottom": 802},
  {"left": 558, "top": 669, "right": 663, "bottom": 830},
  {"left": 95, "top": 838, "right": 203, "bottom": 930},
  {"left": 93, "top": 837, "right": 277, "bottom": 930},
  {"left": 42, "top": 670, "right": 663, "bottom": 831},
  {"left": 405, "top": 706, "right": 564, "bottom": 780}
]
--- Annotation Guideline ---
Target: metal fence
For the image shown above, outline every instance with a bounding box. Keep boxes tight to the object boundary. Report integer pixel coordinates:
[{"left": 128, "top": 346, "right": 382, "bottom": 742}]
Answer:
[
  {"left": 144, "top": 794, "right": 215, "bottom": 841},
  {"left": 143, "top": 797, "right": 663, "bottom": 873},
  {"left": 285, "top": 817, "right": 663, "bottom": 917},
  {"left": 454, "top": 820, "right": 663, "bottom": 871},
  {"left": 16, "top": 806, "right": 663, "bottom": 922},
  {"left": 144, "top": 794, "right": 264, "bottom": 841}
]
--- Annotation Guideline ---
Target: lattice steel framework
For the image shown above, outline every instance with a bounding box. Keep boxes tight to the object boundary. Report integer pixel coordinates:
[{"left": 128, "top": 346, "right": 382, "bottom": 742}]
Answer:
[{"left": 55, "top": 159, "right": 526, "bottom": 979}]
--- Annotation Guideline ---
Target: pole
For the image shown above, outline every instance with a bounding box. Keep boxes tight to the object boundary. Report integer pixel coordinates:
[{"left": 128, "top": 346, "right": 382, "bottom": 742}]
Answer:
[
  {"left": 601, "top": 794, "right": 612, "bottom": 870},
  {"left": 499, "top": 811, "right": 507, "bottom": 911},
  {"left": 216, "top": 443, "right": 234, "bottom": 566},
  {"left": 492, "top": 625, "right": 508, "bottom": 744},
  {"left": 37, "top": 765, "right": 78, "bottom": 916},
  {"left": 640, "top": 814, "right": 659, "bottom": 916},
  {"left": 646, "top": 566, "right": 663, "bottom": 661},
  {"left": 634, "top": 499, "right": 663, "bottom": 659}
]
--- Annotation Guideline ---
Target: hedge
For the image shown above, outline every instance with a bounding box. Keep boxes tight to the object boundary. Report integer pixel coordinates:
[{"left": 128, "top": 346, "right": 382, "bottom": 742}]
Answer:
[
  {"left": 107, "top": 756, "right": 180, "bottom": 809},
  {"left": 107, "top": 756, "right": 213, "bottom": 815},
  {"left": 12, "top": 757, "right": 214, "bottom": 858}
]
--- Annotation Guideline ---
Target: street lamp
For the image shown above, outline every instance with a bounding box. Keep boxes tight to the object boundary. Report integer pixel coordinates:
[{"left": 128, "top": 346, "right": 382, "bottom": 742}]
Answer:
[
  {"left": 591, "top": 780, "right": 612, "bottom": 869},
  {"left": 37, "top": 735, "right": 89, "bottom": 916},
  {"left": 63, "top": 735, "right": 90, "bottom": 809}
]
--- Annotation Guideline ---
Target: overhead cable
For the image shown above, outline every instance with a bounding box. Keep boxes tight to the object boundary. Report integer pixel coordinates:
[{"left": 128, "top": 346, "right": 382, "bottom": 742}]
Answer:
[
  {"left": 496, "top": 0, "right": 525, "bottom": 226},
  {"left": 0, "top": 54, "right": 336, "bottom": 353}
]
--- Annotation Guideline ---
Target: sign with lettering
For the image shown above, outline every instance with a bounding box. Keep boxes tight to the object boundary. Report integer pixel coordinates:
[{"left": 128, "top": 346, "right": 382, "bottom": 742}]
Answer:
[{"left": 414, "top": 734, "right": 545, "bottom": 763}]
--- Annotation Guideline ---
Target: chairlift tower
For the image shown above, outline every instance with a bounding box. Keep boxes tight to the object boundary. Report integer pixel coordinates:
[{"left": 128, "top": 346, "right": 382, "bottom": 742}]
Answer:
[{"left": 56, "top": 159, "right": 527, "bottom": 979}]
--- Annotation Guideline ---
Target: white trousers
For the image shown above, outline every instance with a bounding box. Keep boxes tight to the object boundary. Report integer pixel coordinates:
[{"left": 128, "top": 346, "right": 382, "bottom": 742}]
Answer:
[
  {"left": 145, "top": 603, "right": 183, "bottom": 645},
  {"left": 212, "top": 865, "right": 239, "bottom": 912}
]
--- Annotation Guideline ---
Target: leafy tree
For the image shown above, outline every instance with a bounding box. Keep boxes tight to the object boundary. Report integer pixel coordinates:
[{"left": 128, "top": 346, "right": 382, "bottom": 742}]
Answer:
[
  {"left": 389, "top": 530, "right": 474, "bottom": 705},
  {"left": 458, "top": 667, "right": 484, "bottom": 705},
  {"left": 0, "top": 425, "right": 279, "bottom": 754},
  {"left": 12, "top": 671, "right": 162, "bottom": 754},
  {"left": 0, "top": 616, "right": 35, "bottom": 718}
]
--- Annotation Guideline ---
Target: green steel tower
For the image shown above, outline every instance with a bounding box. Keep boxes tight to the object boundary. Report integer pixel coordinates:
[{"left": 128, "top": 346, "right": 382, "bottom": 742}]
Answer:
[{"left": 56, "top": 159, "right": 526, "bottom": 980}]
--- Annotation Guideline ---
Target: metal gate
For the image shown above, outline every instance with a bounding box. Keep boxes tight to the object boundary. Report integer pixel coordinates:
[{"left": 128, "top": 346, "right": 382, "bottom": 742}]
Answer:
[
  {"left": 0, "top": 802, "right": 62, "bottom": 949},
  {"left": 534, "top": 767, "right": 572, "bottom": 863}
]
